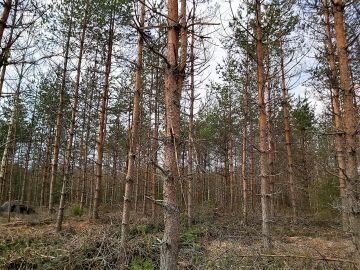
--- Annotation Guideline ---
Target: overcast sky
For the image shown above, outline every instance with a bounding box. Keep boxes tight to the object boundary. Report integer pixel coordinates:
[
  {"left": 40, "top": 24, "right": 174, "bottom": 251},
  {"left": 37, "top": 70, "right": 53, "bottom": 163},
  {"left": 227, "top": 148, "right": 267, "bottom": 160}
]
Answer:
[{"left": 201, "top": 0, "right": 323, "bottom": 114}]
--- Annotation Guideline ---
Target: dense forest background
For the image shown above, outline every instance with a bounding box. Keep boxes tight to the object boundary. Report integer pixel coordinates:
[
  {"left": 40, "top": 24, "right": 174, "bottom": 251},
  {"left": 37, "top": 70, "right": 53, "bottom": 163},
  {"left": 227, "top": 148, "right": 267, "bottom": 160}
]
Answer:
[{"left": 0, "top": 0, "right": 359, "bottom": 269}]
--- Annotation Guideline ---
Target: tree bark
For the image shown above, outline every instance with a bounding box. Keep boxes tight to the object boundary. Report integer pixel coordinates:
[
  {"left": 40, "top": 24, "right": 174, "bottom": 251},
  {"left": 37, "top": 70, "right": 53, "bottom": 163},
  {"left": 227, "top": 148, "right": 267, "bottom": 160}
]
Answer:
[
  {"left": 0, "top": 0, "right": 17, "bottom": 100},
  {"left": 151, "top": 61, "right": 160, "bottom": 220},
  {"left": 56, "top": 7, "right": 88, "bottom": 231},
  {"left": 332, "top": 0, "right": 360, "bottom": 260},
  {"left": 255, "top": 0, "right": 271, "bottom": 250},
  {"left": 20, "top": 104, "right": 37, "bottom": 204},
  {"left": 187, "top": 0, "right": 196, "bottom": 226},
  {"left": 322, "top": 0, "right": 347, "bottom": 228},
  {"left": 0, "top": 0, "right": 12, "bottom": 48},
  {"left": 160, "top": 0, "right": 187, "bottom": 268},
  {"left": 280, "top": 39, "right": 296, "bottom": 220},
  {"left": 48, "top": 14, "right": 73, "bottom": 214},
  {"left": 120, "top": 0, "right": 145, "bottom": 244},
  {"left": 0, "top": 60, "right": 24, "bottom": 199},
  {"left": 80, "top": 56, "right": 97, "bottom": 211},
  {"left": 92, "top": 13, "right": 115, "bottom": 220}
]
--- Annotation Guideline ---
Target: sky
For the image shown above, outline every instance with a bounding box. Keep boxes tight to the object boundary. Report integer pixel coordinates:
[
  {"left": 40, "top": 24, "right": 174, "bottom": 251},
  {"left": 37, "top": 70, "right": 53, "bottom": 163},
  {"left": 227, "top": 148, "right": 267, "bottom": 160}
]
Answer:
[{"left": 201, "top": 0, "right": 324, "bottom": 114}]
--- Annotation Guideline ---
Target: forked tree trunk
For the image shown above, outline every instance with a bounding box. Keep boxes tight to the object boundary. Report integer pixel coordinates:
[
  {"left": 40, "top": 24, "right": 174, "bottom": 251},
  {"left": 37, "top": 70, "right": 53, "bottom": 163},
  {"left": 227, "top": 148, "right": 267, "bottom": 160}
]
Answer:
[
  {"left": 332, "top": 0, "right": 360, "bottom": 260},
  {"left": 48, "top": 15, "right": 73, "bottom": 214},
  {"left": 120, "top": 0, "right": 145, "bottom": 245},
  {"left": 280, "top": 40, "right": 296, "bottom": 220},
  {"left": 322, "top": 0, "right": 347, "bottom": 228},
  {"left": 92, "top": 13, "right": 115, "bottom": 219},
  {"left": 255, "top": 0, "right": 271, "bottom": 250},
  {"left": 56, "top": 7, "right": 88, "bottom": 231}
]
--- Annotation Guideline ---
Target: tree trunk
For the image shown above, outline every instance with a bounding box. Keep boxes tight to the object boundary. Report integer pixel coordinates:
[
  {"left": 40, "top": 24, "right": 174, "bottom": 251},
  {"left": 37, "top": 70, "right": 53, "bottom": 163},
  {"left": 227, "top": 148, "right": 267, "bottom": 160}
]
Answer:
[
  {"left": 120, "top": 0, "right": 145, "bottom": 244},
  {"left": 40, "top": 127, "right": 53, "bottom": 207},
  {"left": 322, "top": 0, "right": 347, "bottom": 228},
  {"left": 92, "top": 13, "right": 115, "bottom": 220},
  {"left": 332, "top": 0, "right": 360, "bottom": 260},
  {"left": 20, "top": 104, "right": 37, "bottom": 204},
  {"left": 160, "top": 0, "right": 187, "bottom": 268},
  {"left": 151, "top": 62, "right": 160, "bottom": 220},
  {"left": 80, "top": 56, "right": 97, "bottom": 211},
  {"left": 48, "top": 15, "right": 73, "bottom": 214},
  {"left": 0, "top": 0, "right": 12, "bottom": 49},
  {"left": 187, "top": 0, "right": 196, "bottom": 226},
  {"left": 255, "top": 0, "right": 271, "bottom": 250},
  {"left": 242, "top": 55, "right": 250, "bottom": 221},
  {"left": 280, "top": 39, "right": 296, "bottom": 220},
  {"left": 0, "top": 60, "right": 24, "bottom": 198},
  {"left": 0, "top": 0, "right": 17, "bottom": 100},
  {"left": 56, "top": 7, "right": 88, "bottom": 231},
  {"left": 267, "top": 80, "right": 275, "bottom": 217}
]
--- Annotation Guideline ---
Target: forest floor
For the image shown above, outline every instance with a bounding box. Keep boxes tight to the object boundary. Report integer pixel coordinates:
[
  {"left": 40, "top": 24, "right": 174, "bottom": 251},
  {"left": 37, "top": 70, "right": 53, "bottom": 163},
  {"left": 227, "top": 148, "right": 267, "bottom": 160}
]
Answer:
[{"left": 0, "top": 206, "right": 357, "bottom": 270}]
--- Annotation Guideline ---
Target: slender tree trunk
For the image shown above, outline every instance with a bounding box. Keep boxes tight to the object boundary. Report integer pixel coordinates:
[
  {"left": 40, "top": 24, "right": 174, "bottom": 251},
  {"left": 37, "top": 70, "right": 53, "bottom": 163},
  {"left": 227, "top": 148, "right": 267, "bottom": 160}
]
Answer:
[
  {"left": 280, "top": 40, "right": 296, "bottom": 220},
  {"left": 332, "top": 0, "right": 360, "bottom": 260},
  {"left": 120, "top": 1, "right": 145, "bottom": 244},
  {"left": 110, "top": 118, "right": 120, "bottom": 206},
  {"left": 229, "top": 129, "right": 235, "bottom": 212},
  {"left": 249, "top": 119, "right": 256, "bottom": 211},
  {"left": 92, "top": 13, "right": 115, "bottom": 220},
  {"left": 143, "top": 117, "right": 152, "bottom": 214},
  {"left": 56, "top": 8, "right": 88, "bottom": 231},
  {"left": 322, "top": 0, "right": 347, "bottom": 228},
  {"left": 241, "top": 125, "right": 248, "bottom": 220},
  {"left": 267, "top": 80, "right": 275, "bottom": 217},
  {"left": 7, "top": 140, "right": 16, "bottom": 223},
  {"left": 134, "top": 147, "right": 141, "bottom": 212},
  {"left": 151, "top": 64, "right": 160, "bottom": 220},
  {"left": 242, "top": 56, "right": 250, "bottom": 221},
  {"left": 256, "top": 0, "right": 271, "bottom": 250},
  {"left": 80, "top": 58, "right": 97, "bottom": 211},
  {"left": 40, "top": 127, "right": 53, "bottom": 207},
  {"left": 20, "top": 104, "right": 37, "bottom": 204},
  {"left": 48, "top": 15, "right": 73, "bottom": 214},
  {"left": 0, "top": 60, "right": 24, "bottom": 198},
  {"left": 187, "top": 0, "right": 196, "bottom": 226}
]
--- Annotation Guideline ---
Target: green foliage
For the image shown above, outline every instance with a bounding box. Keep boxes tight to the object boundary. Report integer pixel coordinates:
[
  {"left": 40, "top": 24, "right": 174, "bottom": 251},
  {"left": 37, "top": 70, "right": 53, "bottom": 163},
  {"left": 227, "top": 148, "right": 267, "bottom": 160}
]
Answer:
[
  {"left": 180, "top": 227, "right": 206, "bottom": 251},
  {"left": 291, "top": 96, "right": 315, "bottom": 132},
  {"left": 0, "top": 236, "right": 32, "bottom": 254},
  {"left": 129, "top": 224, "right": 158, "bottom": 237},
  {"left": 312, "top": 176, "right": 340, "bottom": 221},
  {"left": 66, "top": 203, "right": 83, "bottom": 217},
  {"left": 131, "top": 256, "right": 155, "bottom": 270}
]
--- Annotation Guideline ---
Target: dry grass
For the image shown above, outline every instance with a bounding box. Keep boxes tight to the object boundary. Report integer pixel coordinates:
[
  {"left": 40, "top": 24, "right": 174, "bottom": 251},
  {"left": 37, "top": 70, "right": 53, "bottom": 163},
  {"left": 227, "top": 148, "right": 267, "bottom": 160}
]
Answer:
[{"left": 0, "top": 210, "right": 357, "bottom": 269}]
